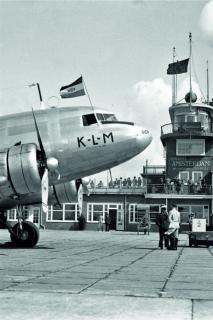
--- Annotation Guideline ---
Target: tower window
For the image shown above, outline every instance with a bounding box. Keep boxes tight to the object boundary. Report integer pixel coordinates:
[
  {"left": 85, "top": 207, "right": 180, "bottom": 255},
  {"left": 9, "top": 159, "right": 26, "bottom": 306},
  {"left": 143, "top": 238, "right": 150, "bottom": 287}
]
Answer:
[{"left": 176, "top": 139, "right": 205, "bottom": 156}]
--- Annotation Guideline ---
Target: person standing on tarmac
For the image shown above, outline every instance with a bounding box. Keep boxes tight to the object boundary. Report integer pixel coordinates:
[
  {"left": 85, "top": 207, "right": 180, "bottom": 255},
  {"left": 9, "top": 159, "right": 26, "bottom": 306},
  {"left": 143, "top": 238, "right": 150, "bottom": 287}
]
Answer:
[
  {"left": 105, "top": 214, "right": 111, "bottom": 232},
  {"left": 156, "top": 205, "right": 169, "bottom": 249},
  {"left": 165, "top": 203, "right": 181, "bottom": 250}
]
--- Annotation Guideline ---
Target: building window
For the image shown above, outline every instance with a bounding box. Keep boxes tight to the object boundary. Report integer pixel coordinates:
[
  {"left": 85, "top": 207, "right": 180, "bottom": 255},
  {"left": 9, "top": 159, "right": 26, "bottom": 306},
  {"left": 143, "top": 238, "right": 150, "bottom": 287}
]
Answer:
[
  {"left": 47, "top": 203, "right": 80, "bottom": 222},
  {"left": 87, "top": 203, "right": 106, "bottom": 222},
  {"left": 33, "top": 209, "right": 39, "bottom": 224},
  {"left": 87, "top": 203, "right": 122, "bottom": 222},
  {"left": 192, "top": 171, "right": 203, "bottom": 183},
  {"left": 64, "top": 204, "right": 80, "bottom": 221},
  {"left": 177, "top": 205, "right": 209, "bottom": 224},
  {"left": 129, "top": 204, "right": 160, "bottom": 223},
  {"left": 7, "top": 209, "right": 17, "bottom": 220},
  {"left": 179, "top": 171, "right": 189, "bottom": 183},
  {"left": 176, "top": 139, "right": 205, "bottom": 156}
]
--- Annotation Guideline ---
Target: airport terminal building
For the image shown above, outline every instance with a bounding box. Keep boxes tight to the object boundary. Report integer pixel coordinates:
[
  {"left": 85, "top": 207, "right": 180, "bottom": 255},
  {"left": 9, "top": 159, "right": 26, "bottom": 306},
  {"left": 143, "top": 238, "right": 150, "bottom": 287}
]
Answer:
[{"left": 7, "top": 95, "right": 213, "bottom": 232}]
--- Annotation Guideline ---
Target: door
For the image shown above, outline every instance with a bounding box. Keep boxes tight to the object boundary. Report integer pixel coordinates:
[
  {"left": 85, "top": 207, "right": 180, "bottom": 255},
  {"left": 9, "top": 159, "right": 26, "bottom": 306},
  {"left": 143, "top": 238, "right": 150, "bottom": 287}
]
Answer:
[
  {"left": 32, "top": 207, "right": 40, "bottom": 227},
  {"left": 116, "top": 208, "right": 125, "bottom": 231},
  {"left": 109, "top": 209, "right": 117, "bottom": 230}
]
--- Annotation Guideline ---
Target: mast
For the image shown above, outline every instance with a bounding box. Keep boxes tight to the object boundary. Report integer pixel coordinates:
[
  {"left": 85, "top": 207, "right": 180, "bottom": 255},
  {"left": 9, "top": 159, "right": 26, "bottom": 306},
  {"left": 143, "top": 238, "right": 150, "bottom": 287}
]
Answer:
[
  {"left": 172, "top": 47, "right": 176, "bottom": 105},
  {"left": 207, "top": 60, "right": 209, "bottom": 104},
  {"left": 189, "top": 32, "right": 192, "bottom": 105}
]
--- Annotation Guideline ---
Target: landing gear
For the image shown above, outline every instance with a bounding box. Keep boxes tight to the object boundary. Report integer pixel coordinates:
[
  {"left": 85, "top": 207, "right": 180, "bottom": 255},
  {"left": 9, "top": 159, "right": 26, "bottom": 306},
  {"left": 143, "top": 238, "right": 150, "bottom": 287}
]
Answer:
[
  {"left": 0, "top": 206, "right": 40, "bottom": 247},
  {"left": 10, "top": 221, "right": 39, "bottom": 247}
]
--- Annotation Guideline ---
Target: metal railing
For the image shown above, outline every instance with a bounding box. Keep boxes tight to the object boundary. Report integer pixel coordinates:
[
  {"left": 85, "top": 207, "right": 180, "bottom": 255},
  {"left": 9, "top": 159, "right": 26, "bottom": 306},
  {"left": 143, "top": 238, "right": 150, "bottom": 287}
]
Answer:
[
  {"left": 88, "top": 184, "right": 212, "bottom": 195},
  {"left": 161, "top": 122, "right": 213, "bottom": 136},
  {"left": 146, "top": 183, "right": 212, "bottom": 195}
]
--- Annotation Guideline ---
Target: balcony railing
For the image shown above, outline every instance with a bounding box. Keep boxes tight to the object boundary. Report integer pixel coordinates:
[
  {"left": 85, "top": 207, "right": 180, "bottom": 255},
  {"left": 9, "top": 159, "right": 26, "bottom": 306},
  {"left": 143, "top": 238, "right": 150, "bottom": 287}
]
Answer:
[
  {"left": 161, "top": 122, "right": 213, "bottom": 136},
  {"left": 146, "top": 184, "right": 212, "bottom": 195},
  {"left": 88, "top": 184, "right": 212, "bottom": 195}
]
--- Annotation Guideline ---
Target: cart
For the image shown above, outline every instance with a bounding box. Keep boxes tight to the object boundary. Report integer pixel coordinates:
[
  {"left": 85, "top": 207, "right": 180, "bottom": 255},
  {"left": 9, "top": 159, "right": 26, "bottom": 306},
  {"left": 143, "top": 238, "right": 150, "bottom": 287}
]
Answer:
[{"left": 188, "top": 231, "right": 213, "bottom": 247}]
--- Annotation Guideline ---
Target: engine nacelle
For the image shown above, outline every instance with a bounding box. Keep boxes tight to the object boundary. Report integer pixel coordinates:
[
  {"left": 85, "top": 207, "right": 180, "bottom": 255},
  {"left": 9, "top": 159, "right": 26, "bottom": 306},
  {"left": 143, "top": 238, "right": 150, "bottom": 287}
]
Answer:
[
  {"left": 50, "top": 181, "right": 79, "bottom": 204},
  {"left": 49, "top": 179, "right": 90, "bottom": 205},
  {"left": 0, "top": 143, "right": 41, "bottom": 198}
]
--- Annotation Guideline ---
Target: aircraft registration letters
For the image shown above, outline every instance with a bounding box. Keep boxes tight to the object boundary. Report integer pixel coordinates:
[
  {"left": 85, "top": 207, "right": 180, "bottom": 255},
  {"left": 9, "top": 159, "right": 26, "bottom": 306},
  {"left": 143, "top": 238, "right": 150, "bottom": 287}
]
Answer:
[{"left": 77, "top": 132, "right": 114, "bottom": 148}]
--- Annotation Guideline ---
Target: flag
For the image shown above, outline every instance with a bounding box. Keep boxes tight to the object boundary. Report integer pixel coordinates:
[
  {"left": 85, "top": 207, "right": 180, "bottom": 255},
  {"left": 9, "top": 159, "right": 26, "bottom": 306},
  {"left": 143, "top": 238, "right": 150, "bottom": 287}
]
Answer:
[
  {"left": 60, "top": 76, "right": 85, "bottom": 98},
  {"left": 167, "top": 58, "right": 189, "bottom": 75}
]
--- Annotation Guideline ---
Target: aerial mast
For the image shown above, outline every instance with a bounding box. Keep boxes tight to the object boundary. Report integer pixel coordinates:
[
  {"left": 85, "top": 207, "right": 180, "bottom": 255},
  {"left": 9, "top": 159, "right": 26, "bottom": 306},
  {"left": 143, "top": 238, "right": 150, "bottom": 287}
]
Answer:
[
  {"left": 189, "top": 32, "right": 192, "bottom": 105},
  {"left": 172, "top": 47, "right": 176, "bottom": 105},
  {"left": 206, "top": 60, "right": 209, "bottom": 104}
]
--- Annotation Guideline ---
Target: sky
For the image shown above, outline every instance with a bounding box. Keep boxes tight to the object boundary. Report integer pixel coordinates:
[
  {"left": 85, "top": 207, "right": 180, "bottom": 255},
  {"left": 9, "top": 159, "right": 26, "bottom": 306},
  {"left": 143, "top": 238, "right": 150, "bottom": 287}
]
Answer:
[{"left": 0, "top": 0, "right": 213, "bottom": 183}]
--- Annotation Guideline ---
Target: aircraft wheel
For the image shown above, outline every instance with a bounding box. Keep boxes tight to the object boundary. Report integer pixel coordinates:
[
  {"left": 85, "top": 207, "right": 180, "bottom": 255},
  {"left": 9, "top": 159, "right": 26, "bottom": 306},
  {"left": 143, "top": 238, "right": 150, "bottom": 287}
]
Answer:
[{"left": 10, "top": 221, "right": 39, "bottom": 247}]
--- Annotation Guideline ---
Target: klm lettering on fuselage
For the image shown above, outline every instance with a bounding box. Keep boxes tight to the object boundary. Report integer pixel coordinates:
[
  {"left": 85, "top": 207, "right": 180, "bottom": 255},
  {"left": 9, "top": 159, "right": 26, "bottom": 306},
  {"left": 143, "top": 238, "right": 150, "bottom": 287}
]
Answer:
[{"left": 77, "top": 132, "right": 114, "bottom": 148}]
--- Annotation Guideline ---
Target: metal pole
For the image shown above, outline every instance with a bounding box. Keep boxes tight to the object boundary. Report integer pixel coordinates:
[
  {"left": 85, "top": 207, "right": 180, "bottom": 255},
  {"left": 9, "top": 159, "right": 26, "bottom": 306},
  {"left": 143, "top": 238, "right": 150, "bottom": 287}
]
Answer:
[
  {"left": 172, "top": 47, "right": 176, "bottom": 105},
  {"left": 189, "top": 32, "right": 192, "bottom": 105},
  {"left": 207, "top": 60, "right": 209, "bottom": 104}
]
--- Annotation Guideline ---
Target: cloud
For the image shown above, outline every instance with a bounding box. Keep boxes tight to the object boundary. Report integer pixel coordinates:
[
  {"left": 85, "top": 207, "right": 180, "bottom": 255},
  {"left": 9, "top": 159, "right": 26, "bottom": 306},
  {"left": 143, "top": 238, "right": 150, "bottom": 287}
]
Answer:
[
  {"left": 124, "top": 78, "right": 172, "bottom": 166},
  {"left": 199, "top": 0, "right": 213, "bottom": 45}
]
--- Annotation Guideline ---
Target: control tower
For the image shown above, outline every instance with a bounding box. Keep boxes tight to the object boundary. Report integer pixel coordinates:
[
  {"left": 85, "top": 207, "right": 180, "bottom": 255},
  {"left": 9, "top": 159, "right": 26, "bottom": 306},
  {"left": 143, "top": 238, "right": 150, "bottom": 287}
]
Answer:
[{"left": 160, "top": 33, "right": 213, "bottom": 228}]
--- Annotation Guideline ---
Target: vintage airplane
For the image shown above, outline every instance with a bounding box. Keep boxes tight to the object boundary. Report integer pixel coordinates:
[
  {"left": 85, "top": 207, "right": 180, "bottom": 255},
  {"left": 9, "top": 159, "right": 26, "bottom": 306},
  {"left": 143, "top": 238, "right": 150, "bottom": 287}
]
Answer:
[{"left": 0, "top": 105, "right": 152, "bottom": 247}]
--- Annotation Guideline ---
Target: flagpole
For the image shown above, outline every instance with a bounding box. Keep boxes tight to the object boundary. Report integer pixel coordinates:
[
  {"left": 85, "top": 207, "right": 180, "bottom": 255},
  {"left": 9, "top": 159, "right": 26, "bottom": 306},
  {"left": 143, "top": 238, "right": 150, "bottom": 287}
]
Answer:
[
  {"left": 82, "top": 76, "right": 101, "bottom": 127},
  {"left": 172, "top": 47, "right": 176, "bottom": 105},
  {"left": 206, "top": 60, "right": 209, "bottom": 104},
  {"left": 82, "top": 76, "right": 94, "bottom": 108},
  {"left": 189, "top": 32, "right": 192, "bottom": 105}
]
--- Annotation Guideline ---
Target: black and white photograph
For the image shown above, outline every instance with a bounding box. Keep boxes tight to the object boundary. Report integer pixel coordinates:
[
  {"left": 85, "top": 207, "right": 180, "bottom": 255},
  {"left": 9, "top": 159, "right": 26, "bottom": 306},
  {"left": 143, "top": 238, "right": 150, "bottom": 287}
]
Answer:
[{"left": 0, "top": 0, "right": 213, "bottom": 319}]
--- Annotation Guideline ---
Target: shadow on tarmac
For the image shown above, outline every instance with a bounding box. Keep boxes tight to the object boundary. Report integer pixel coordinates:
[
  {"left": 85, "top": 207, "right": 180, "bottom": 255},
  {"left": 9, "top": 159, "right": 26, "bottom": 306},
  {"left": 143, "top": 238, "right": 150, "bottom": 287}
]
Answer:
[{"left": 0, "top": 242, "right": 54, "bottom": 250}]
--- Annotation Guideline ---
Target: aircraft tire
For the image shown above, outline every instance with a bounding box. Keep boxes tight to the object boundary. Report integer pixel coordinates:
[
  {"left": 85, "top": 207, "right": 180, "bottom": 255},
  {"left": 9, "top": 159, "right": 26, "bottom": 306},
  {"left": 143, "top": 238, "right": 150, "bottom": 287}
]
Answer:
[{"left": 10, "top": 221, "right": 39, "bottom": 247}]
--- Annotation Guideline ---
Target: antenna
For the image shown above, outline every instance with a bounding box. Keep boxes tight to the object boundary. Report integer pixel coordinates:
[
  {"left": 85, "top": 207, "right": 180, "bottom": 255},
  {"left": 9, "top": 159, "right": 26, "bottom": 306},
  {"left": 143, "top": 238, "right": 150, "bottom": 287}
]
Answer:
[
  {"left": 28, "top": 82, "right": 45, "bottom": 109},
  {"left": 189, "top": 32, "right": 192, "bottom": 105},
  {"left": 172, "top": 47, "right": 176, "bottom": 105},
  {"left": 207, "top": 60, "right": 209, "bottom": 104}
]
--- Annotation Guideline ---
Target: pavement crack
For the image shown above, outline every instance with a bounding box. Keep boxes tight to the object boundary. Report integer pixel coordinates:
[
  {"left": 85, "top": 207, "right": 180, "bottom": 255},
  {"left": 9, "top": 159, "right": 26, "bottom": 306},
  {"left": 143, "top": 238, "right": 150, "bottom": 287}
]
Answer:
[{"left": 159, "top": 246, "right": 184, "bottom": 296}]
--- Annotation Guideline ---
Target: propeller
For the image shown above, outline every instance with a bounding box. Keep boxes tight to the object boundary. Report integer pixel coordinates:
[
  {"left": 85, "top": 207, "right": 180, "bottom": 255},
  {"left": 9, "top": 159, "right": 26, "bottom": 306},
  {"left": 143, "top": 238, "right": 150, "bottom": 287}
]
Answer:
[
  {"left": 32, "top": 109, "right": 59, "bottom": 213},
  {"left": 75, "top": 178, "right": 90, "bottom": 214}
]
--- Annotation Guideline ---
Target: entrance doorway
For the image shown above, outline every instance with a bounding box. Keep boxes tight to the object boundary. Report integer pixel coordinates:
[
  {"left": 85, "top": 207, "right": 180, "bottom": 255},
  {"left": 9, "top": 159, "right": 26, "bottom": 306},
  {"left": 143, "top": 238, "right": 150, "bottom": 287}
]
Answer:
[{"left": 109, "top": 209, "right": 117, "bottom": 230}]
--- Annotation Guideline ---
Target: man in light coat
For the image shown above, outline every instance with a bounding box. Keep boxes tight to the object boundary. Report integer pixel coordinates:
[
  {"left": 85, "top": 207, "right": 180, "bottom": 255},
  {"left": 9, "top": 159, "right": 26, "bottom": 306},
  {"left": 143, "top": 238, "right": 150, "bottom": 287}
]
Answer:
[{"left": 165, "top": 203, "right": 181, "bottom": 250}]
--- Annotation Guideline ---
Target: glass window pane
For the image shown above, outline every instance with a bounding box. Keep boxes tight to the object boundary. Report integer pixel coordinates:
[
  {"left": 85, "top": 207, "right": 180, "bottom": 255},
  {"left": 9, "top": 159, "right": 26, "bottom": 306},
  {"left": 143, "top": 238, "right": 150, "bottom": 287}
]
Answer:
[
  {"left": 52, "top": 211, "right": 63, "bottom": 220},
  {"left": 178, "top": 205, "right": 190, "bottom": 224},
  {"left": 65, "top": 211, "right": 76, "bottom": 221},
  {"left": 65, "top": 204, "right": 76, "bottom": 211},
  {"left": 93, "top": 204, "right": 103, "bottom": 211}
]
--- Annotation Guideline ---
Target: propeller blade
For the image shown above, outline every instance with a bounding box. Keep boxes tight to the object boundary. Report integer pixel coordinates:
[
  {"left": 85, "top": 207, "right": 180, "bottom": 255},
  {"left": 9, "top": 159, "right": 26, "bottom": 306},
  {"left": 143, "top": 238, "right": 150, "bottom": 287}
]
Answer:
[
  {"left": 77, "top": 183, "right": 83, "bottom": 214},
  {"left": 41, "top": 168, "right": 49, "bottom": 213},
  {"left": 32, "top": 108, "right": 46, "bottom": 159}
]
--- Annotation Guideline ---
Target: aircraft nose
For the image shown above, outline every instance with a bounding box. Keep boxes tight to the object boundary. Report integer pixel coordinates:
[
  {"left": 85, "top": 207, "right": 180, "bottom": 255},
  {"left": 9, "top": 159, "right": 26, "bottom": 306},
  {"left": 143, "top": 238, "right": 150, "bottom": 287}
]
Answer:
[{"left": 136, "top": 128, "right": 152, "bottom": 151}]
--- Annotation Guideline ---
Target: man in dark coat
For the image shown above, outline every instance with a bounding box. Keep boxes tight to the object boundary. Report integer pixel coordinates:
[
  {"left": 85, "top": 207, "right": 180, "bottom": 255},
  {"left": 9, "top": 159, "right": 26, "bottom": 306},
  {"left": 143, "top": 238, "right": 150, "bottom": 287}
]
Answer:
[
  {"left": 105, "top": 214, "right": 111, "bottom": 232},
  {"left": 156, "top": 205, "right": 169, "bottom": 249}
]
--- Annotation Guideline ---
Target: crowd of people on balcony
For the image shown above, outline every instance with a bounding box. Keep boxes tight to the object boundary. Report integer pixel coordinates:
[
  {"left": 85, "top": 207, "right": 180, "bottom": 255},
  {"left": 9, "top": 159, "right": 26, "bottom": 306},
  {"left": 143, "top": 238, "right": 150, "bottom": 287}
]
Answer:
[
  {"left": 90, "top": 176, "right": 143, "bottom": 189},
  {"left": 89, "top": 175, "right": 211, "bottom": 195},
  {"left": 149, "top": 176, "right": 211, "bottom": 195}
]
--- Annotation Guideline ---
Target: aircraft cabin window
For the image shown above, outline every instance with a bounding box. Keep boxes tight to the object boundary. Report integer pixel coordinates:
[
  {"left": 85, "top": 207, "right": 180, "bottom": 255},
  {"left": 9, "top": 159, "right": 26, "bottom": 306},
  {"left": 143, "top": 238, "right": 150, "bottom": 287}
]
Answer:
[
  {"left": 82, "top": 113, "right": 97, "bottom": 126},
  {"left": 96, "top": 113, "right": 104, "bottom": 121},
  {"left": 96, "top": 113, "right": 117, "bottom": 122},
  {"left": 103, "top": 113, "right": 117, "bottom": 121}
]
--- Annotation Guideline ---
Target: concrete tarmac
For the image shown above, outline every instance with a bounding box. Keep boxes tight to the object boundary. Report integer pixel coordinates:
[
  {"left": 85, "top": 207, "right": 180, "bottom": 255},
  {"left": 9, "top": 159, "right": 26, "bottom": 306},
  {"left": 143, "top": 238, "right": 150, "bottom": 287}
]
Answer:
[{"left": 0, "top": 229, "right": 213, "bottom": 320}]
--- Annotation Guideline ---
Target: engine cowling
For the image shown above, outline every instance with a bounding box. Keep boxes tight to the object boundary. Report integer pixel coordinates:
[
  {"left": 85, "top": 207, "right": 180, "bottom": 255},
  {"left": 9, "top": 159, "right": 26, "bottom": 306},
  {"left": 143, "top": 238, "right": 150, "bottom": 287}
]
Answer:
[
  {"left": 49, "top": 179, "right": 90, "bottom": 206},
  {"left": 0, "top": 143, "right": 42, "bottom": 198},
  {"left": 50, "top": 181, "right": 79, "bottom": 204}
]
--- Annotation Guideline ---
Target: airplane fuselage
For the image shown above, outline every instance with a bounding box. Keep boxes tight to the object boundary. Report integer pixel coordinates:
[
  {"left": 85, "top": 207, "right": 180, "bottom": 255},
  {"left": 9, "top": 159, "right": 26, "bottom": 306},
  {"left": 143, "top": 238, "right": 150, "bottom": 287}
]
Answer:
[
  {"left": 0, "top": 106, "right": 152, "bottom": 209},
  {"left": 0, "top": 106, "right": 151, "bottom": 181}
]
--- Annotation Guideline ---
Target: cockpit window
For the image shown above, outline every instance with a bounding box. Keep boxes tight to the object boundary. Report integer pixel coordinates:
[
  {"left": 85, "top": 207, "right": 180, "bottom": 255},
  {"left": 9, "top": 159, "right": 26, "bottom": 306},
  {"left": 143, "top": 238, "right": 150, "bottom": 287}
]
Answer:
[
  {"left": 82, "top": 113, "right": 98, "bottom": 126},
  {"left": 96, "top": 113, "right": 105, "bottom": 121},
  {"left": 96, "top": 113, "right": 117, "bottom": 121}
]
